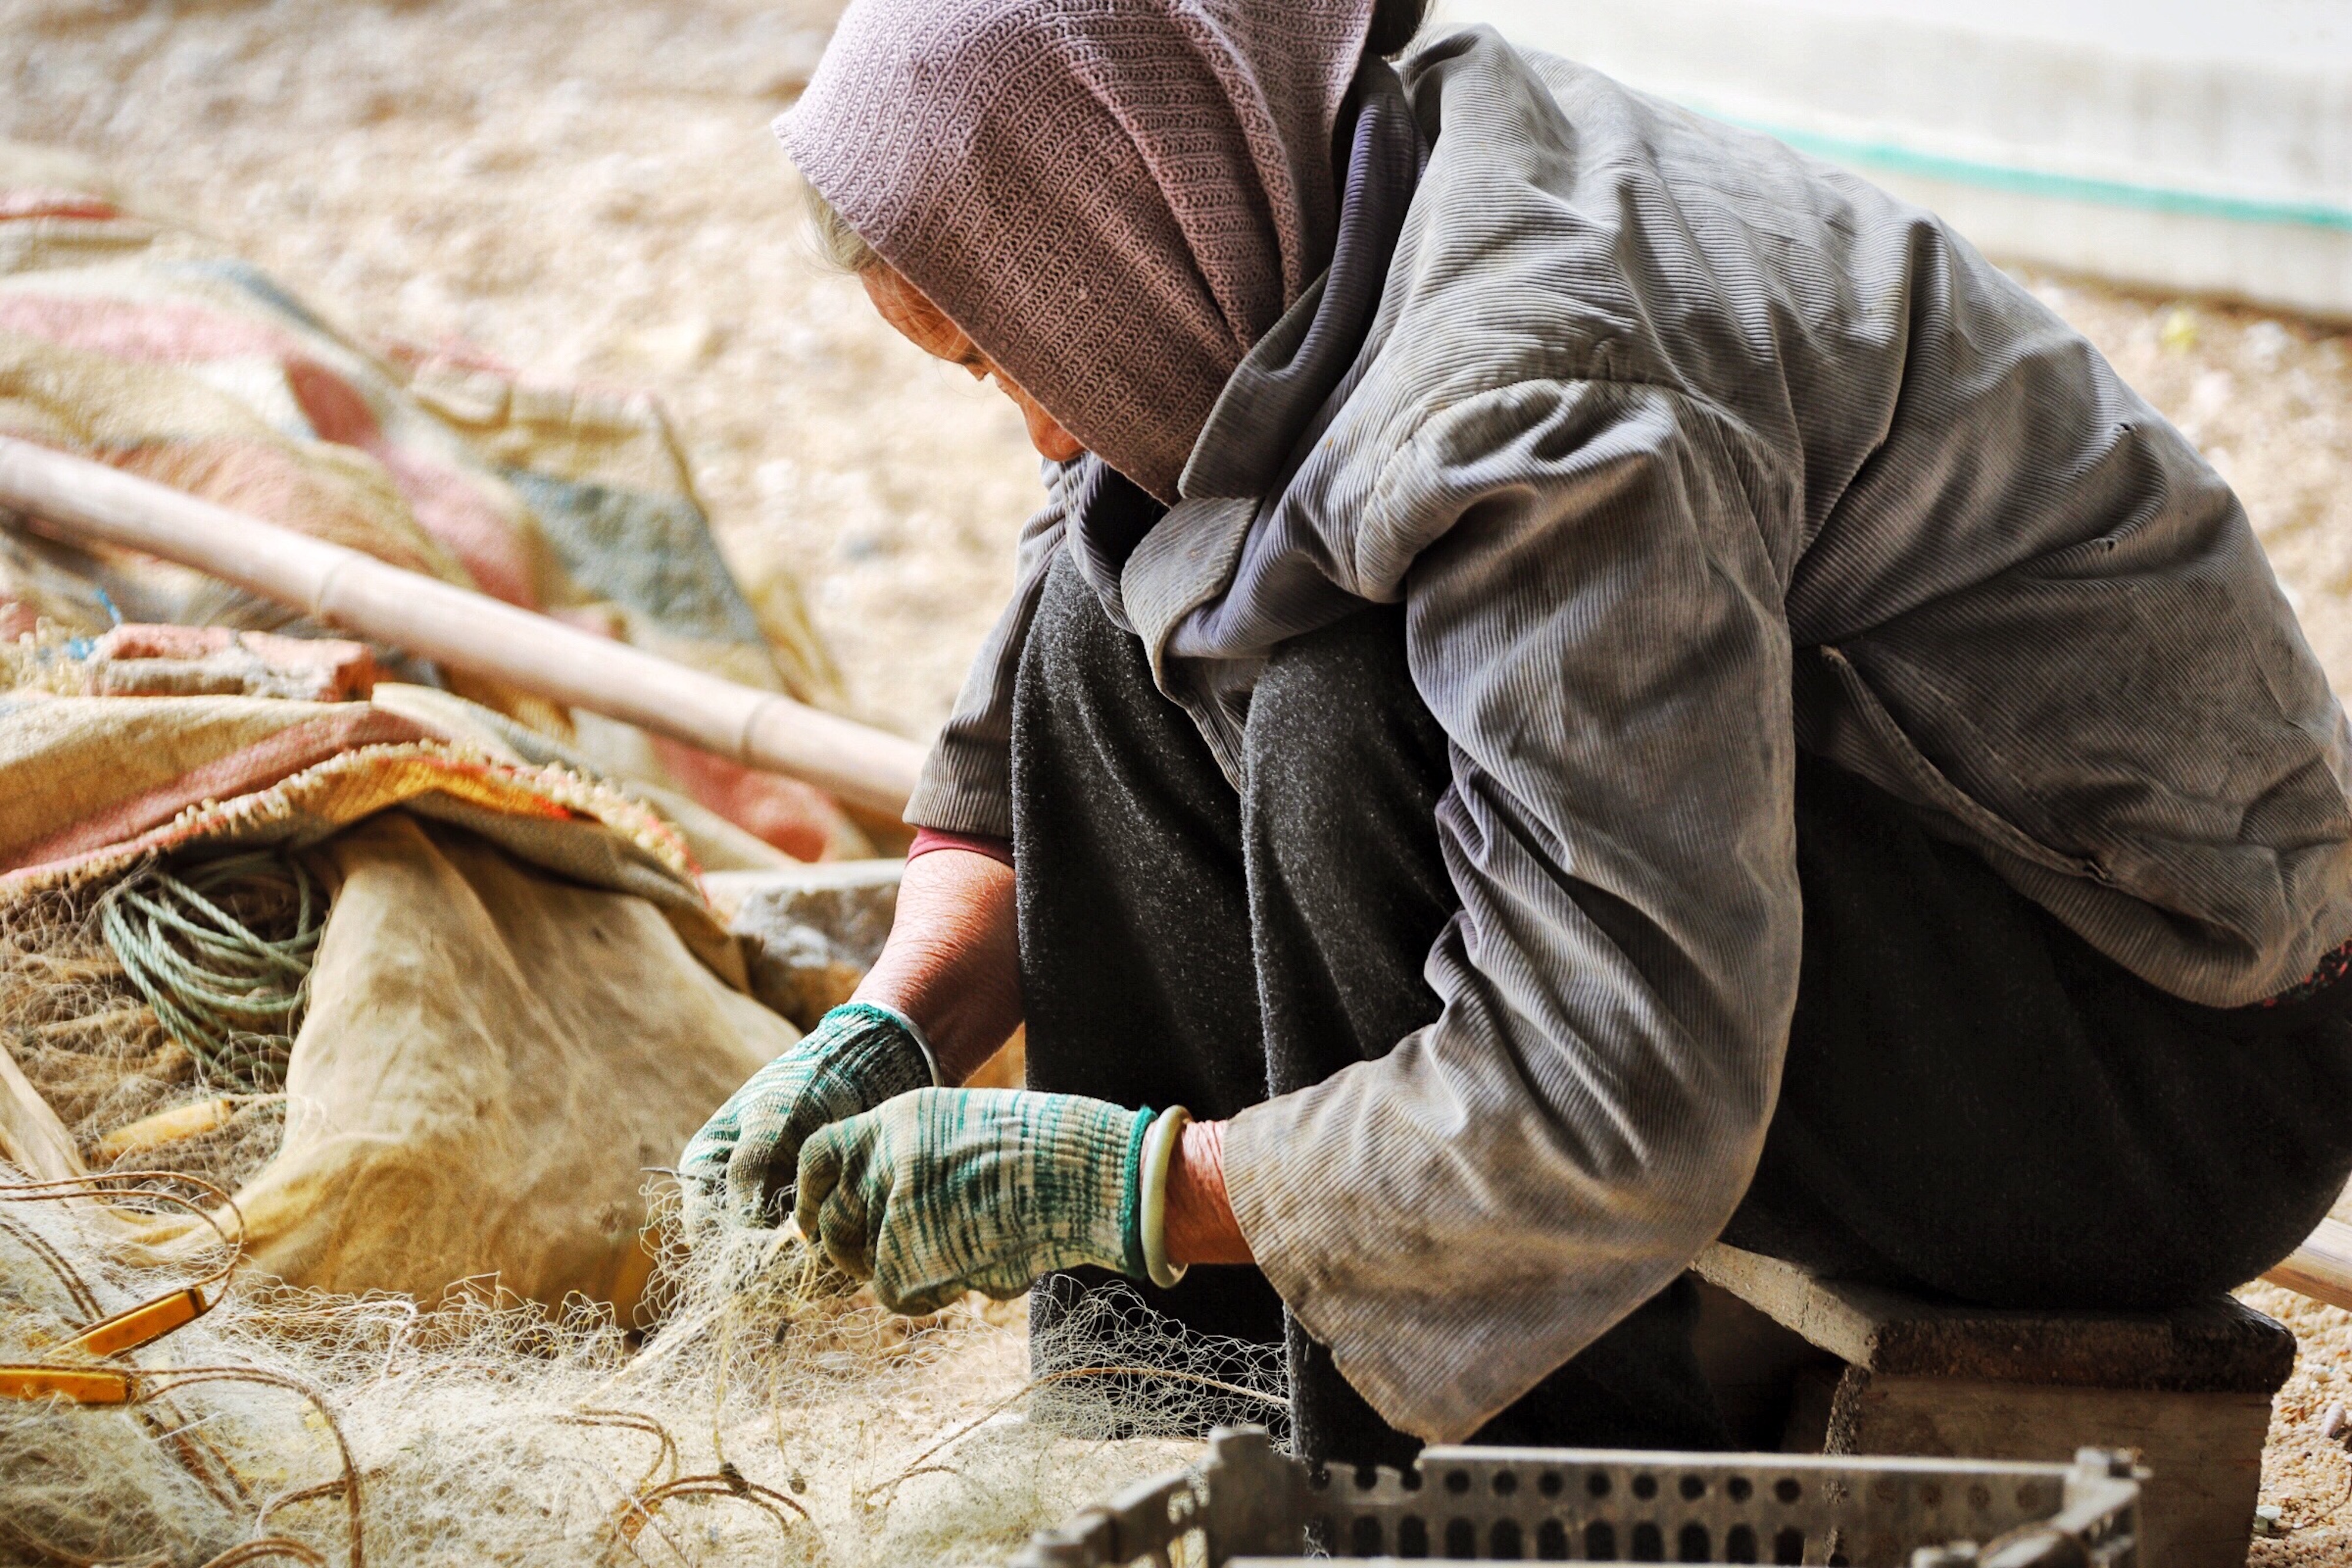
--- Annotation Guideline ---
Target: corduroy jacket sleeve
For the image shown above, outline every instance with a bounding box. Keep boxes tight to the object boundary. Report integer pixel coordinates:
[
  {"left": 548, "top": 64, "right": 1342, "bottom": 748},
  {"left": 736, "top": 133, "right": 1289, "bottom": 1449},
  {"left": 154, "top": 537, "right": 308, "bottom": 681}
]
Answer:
[
  {"left": 903, "top": 459, "right": 1081, "bottom": 838},
  {"left": 1221, "top": 377, "right": 1803, "bottom": 1443}
]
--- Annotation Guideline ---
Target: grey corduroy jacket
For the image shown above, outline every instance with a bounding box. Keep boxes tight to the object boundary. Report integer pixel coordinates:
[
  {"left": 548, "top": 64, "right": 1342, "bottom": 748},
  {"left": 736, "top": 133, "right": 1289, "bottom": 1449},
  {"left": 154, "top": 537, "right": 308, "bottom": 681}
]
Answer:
[{"left": 906, "top": 27, "right": 2352, "bottom": 1440}]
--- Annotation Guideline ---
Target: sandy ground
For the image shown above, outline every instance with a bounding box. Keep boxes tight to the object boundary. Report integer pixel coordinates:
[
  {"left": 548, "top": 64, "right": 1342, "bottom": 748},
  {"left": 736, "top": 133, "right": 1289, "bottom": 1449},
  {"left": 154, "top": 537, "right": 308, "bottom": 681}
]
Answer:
[
  {"left": 11, "top": 0, "right": 2352, "bottom": 1557},
  {"left": 2247, "top": 1281, "right": 2352, "bottom": 1567},
  {"left": 18, "top": 0, "right": 2352, "bottom": 743},
  {"left": 5, "top": 0, "right": 1041, "bottom": 738}
]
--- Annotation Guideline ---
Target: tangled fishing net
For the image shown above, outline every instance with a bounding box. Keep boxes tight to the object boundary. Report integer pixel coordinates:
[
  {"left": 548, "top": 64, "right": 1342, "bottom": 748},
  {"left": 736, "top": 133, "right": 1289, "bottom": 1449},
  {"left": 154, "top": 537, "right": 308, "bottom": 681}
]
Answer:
[
  {"left": 0, "top": 1167, "right": 1288, "bottom": 1567},
  {"left": 0, "top": 834, "right": 1288, "bottom": 1565}
]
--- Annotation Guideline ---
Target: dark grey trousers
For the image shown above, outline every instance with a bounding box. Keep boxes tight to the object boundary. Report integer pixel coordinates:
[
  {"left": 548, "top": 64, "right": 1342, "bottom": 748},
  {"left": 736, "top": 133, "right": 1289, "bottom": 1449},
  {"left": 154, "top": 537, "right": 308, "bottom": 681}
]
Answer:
[{"left": 1011, "top": 553, "right": 2352, "bottom": 1466}]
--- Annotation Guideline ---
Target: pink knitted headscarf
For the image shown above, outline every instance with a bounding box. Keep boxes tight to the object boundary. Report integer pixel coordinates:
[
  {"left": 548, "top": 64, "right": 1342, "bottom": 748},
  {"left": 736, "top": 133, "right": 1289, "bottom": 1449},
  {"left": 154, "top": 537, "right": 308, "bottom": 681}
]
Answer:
[{"left": 781, "top": 0, "right": 1376, "bottom": 503}]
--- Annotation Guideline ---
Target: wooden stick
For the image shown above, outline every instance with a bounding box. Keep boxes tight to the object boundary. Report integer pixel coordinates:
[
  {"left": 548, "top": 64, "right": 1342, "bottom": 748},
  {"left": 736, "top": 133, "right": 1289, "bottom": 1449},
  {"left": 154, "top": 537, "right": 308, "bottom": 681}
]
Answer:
[
  {"left": 2266, "top": 1216, "right": 2352, "bottom": 1313},
  {"left": 0, "top": 1039, "right": 86, "bottom": 1182},
  {"left": 0, "top": 436, "right": 924, "bottom": 817}
]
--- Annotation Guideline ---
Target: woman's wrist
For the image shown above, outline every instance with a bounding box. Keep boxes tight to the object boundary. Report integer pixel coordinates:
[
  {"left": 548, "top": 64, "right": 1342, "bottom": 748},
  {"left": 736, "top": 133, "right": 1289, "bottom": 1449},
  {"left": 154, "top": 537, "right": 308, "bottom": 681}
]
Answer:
[{"left": 1164, "top": 1118, "right": 1253, "bottom": 1266}]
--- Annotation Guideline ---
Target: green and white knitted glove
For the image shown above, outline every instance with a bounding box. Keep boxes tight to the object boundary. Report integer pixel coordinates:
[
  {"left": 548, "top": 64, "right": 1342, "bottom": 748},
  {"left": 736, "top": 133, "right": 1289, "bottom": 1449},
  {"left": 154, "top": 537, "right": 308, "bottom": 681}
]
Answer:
[
  {"left": 680, "top": 1001, "right": 938, "bottom": 1226},
  {"left": 794, "top": 1088, "right": 1192, "bottom": 1316}
]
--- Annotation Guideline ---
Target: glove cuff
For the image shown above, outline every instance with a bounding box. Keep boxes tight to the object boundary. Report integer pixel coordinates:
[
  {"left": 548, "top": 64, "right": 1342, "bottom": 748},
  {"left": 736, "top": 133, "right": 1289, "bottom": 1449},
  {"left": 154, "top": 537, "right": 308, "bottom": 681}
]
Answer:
[
  {"left": 1115, "top": 1105, "right": 1156, "bottom": 1282},
  {"left": 827, "top": 999, "right": 943, "bottom": 1087},
  {"left": 815, "top": 1001, "right": 940, "bottom": 1099}
]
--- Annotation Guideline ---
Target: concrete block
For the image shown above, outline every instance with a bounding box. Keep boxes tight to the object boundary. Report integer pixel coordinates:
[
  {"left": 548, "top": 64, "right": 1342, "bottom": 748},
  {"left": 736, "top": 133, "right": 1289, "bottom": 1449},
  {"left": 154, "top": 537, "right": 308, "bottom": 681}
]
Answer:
[{"left": 1694, "top": 1243, "right": 2293, "bottom": 1568}]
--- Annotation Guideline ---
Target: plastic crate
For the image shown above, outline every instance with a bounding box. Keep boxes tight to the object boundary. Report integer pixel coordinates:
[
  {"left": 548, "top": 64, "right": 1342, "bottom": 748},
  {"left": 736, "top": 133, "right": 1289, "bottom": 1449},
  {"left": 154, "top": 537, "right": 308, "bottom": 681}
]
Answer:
[{"left": 1013, "top": 1427, "right": 2146, "bottom": 1568}]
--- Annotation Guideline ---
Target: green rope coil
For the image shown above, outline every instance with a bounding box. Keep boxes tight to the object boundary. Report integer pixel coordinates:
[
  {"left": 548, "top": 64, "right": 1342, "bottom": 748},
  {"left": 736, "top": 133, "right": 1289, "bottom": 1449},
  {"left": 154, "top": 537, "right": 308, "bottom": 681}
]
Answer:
[{"left": 99, "top": 848, "right": 325, "bottom": 1092}]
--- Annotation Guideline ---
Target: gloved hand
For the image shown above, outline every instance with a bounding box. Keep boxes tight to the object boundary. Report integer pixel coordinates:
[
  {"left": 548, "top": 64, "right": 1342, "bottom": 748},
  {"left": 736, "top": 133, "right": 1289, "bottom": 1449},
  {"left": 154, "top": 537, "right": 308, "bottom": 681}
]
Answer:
[
  {"left": 680, "top": 1001, "right": 937, "bottom": 1226},
  {"left": 794, "top": 1088, "right": 1189, "bottom": 1315}
]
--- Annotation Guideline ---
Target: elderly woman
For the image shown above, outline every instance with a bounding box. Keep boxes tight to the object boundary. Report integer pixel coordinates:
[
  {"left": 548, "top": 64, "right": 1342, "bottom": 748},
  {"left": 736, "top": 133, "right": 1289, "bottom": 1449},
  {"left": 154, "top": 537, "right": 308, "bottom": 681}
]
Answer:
[{"left": 684, "top": 0, "right": 2352, "bottom": 1462}]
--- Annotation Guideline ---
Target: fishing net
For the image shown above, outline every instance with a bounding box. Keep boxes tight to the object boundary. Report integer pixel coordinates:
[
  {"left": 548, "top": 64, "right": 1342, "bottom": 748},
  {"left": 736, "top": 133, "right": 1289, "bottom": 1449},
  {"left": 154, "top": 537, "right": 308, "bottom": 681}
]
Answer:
[
  {"left": 0, "top": 1165, "right": 1289, "bottom": 1567},
  {"left": 0, "top": 771, "right": 1274, "bottom": 1564},
  {"left": 0, "top": 665, "right": 1274, "bottom": 1563}
]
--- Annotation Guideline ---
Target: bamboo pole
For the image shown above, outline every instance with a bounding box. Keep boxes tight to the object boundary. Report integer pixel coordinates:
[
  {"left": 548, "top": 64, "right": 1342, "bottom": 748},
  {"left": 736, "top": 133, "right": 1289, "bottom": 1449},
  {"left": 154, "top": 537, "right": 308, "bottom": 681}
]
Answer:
[
  {"left": 0, "top": 436, "right": 923, "bottom": 817},
  {"left": 2266, "top": 1216, "right": 2352, "bottom": 1314}
]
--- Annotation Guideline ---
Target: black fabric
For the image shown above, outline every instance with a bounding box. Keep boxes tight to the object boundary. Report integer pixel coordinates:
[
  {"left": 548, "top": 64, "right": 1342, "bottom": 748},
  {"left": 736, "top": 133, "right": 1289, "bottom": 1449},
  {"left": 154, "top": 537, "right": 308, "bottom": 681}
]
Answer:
[
  {"left": 1065, "top": 460, "right": 1165, "bottom": 621},
  {"left": 1724, "top": 756, "right": 2352, "bottom": 1305},
  {"left": 1011, "top": 551, "right": 2352, "bottom": 1465}
]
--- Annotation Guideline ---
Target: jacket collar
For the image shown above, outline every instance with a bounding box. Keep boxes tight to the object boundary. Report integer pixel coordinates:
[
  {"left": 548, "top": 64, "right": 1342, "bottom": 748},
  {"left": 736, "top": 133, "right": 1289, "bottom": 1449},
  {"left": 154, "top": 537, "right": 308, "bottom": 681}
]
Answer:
[{"left": 1115, "top": 53, "right": 1427, "bottom": 680}]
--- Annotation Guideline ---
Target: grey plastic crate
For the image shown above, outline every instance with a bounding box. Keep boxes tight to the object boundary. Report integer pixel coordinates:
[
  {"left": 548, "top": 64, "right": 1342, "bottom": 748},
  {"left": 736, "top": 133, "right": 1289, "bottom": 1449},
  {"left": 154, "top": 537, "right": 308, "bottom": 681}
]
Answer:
[{"left": 1014, "top": 1427, "right": 2146, "bottom": 1568}]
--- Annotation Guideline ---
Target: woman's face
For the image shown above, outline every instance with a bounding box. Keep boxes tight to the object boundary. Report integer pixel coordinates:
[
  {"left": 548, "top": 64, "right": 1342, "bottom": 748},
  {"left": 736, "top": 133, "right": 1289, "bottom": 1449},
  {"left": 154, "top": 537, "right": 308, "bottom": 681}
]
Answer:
[{"left": 862, "top": 266, "right": 1085, "bottom": 464}]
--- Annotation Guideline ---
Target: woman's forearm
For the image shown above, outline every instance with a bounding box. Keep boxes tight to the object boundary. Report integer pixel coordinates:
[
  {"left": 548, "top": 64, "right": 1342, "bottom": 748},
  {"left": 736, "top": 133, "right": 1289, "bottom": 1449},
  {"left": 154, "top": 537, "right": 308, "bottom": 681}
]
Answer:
[{"left": 853, "top": 847, "right": 1024, "bottom": 1082}]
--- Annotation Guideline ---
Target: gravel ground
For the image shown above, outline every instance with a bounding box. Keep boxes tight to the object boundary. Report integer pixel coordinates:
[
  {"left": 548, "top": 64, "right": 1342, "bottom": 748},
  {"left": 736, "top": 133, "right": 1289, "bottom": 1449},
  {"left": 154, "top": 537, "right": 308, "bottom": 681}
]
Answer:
[
  {"left": 12, "top": 2, "right": 2352, "bottom": 735},
  {"left": 9, "top": 2, "right": 2352, "bottom": 1556},
  {"left": 4, "top": 0, "right": 1043, "bottom": 738},
  {"left": 2247, "top": 1282, "right": 2352, "bottom": 1568}
]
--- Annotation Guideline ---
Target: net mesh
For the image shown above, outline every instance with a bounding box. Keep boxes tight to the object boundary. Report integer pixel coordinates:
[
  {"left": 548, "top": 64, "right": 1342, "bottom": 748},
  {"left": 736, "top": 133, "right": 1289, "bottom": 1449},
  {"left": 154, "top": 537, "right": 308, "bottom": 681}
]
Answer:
[{"left": 0, "top": 1165, "right": 1287, "bottom": 1566}]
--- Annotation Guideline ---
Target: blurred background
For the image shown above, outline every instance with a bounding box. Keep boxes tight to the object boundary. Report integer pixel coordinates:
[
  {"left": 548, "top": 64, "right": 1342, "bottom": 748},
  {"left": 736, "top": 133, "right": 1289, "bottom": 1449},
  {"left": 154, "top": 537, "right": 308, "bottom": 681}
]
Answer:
[{"left": 9, "top": 0, "right": 2351, "bottom": 748}]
